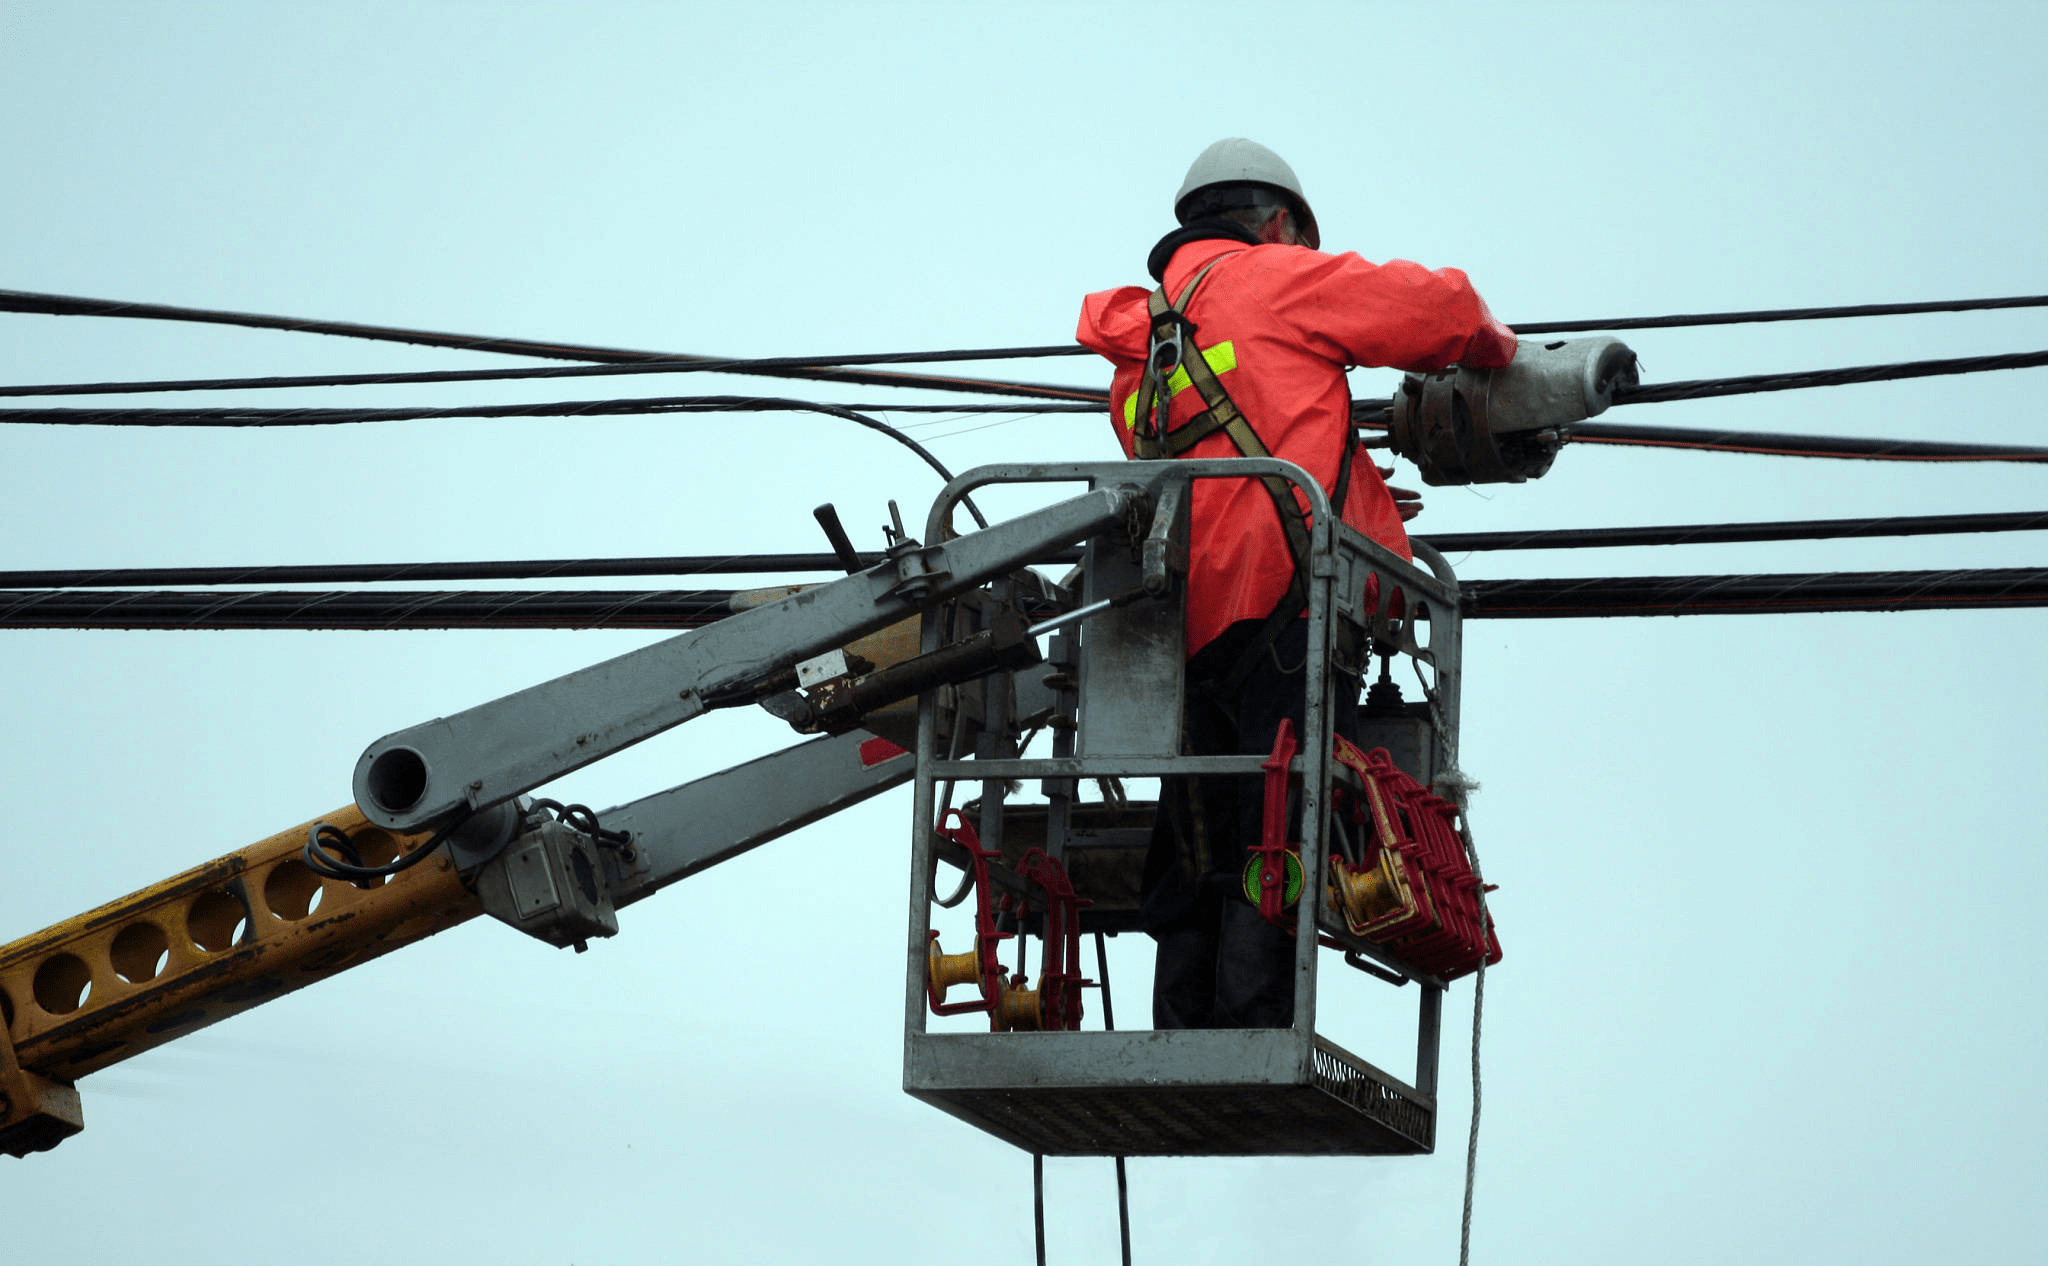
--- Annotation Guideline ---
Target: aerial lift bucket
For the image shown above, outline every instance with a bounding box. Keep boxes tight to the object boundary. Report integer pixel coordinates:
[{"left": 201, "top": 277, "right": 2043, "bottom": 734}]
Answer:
[{"left": 901, "top": 460, "right": 1476, "bottom": 1157}]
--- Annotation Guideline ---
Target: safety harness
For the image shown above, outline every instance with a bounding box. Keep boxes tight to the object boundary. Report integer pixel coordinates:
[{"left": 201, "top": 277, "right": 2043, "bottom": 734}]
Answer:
[{"left": 1130, "top": 254, "right": 1355, "bottom": 694}]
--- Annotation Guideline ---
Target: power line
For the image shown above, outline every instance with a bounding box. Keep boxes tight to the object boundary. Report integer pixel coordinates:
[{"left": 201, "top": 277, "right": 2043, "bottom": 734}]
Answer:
[
  {"left": 1425, "top": 509, "right": 2048, "bottom": 552},
  {"left": 1461, "top": 567, "right": 2048, "bottom": 617},
  {"left": 0, "top": 288, "right": 1103, "bottom": 403},
  {"left": 1614, "top": 348, "right": 2048, "bottom": 406},
  {"left": 8, "top": 567, "right": 2046, "bottom": 628},
  {"left": 11, "top": 510, "right": 2044, "bottom": 593},
  {"left": 1560, "top": 422, "right": 2048, "bottom": 462},
  {"left": 1514, "top": 293, "right": 2048, "bottom": 335},
  {"left": 10, "top": 289, "right": 2047, "bottom": 405},
  {"left": 0, "top": 397, "right": 1096, "bottom": 424},
  {"left": 0, "top": 347, "right": 1103, "bottom": 401}
]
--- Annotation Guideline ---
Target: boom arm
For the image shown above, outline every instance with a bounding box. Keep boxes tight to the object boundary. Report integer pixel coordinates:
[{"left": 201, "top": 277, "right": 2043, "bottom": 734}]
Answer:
[{"left": 2, "top": 480, "right": 1141, "bottom": 1156}]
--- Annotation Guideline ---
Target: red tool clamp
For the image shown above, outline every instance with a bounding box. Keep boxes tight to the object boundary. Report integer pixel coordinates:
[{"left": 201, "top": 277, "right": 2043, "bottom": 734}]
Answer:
[
  {"left": 997, "top": 849, "right": 1091, "bottom": 1031},
  {"left": 1329, "top": 739, "right": 1501, "bottom": 980},
  {"left": 925, "top": 809, "right": 1009, "bottom": 1016}
]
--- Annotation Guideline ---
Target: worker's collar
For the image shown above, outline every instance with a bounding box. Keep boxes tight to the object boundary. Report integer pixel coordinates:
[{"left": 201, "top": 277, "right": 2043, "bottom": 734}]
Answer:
[{"left": 1147, "top": 219, "right": 1263, "bottom": 282}]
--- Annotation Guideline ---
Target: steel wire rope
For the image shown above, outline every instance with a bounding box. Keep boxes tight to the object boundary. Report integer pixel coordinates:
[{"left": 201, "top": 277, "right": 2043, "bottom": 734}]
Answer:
[{"left": 10, "top": 510, "right": 2045, "bottom": 592}]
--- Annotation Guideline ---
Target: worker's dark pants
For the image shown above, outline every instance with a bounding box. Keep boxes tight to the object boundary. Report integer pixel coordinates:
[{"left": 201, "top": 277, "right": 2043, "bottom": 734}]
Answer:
[{"left": 1142, "top": 618, "right": 1359, "bottom": 1030}]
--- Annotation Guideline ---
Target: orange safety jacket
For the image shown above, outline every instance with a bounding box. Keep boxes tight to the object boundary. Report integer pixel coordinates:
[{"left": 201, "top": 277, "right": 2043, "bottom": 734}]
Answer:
[{"left": 1077, "top": 236, "right": 1518, "bottom": 657}]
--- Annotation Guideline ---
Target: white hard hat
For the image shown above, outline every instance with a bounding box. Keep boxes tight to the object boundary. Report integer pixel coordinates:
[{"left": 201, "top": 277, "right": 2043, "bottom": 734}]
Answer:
[{"left": 1174, "top": 138, "right": 1319, "bottom": 249}]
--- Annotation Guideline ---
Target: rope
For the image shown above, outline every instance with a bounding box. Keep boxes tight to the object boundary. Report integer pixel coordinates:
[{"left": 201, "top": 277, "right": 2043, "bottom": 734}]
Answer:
[
  {"left": 8, "top": 567, "right": 2048, "bottom": 629},
  {"left": 0, "top": 288, "right": 1102, "bottom": 402},
  {"left": 1454, "top": 806, "right": 1490, "bottom": 1266}
]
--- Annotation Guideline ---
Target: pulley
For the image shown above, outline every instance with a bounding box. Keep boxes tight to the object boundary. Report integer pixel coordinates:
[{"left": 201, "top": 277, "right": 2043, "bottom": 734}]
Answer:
[{"left": 1387, "top": 336, "right": 1639, "bottom": 485}]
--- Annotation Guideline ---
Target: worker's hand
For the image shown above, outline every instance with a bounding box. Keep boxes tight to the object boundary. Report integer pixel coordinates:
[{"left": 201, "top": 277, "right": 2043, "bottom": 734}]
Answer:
[{"left": 1379, "top": 465, "right": 1424, "bottom": 522}]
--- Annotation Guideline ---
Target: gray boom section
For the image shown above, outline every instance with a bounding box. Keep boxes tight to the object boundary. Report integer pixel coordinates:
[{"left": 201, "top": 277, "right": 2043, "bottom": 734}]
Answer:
[
  {"left": 353, "top": 485, "right": 1137, "bottom": 832},
  {"left": 604, "top": 730, "right": 914, "bottom": 907}
]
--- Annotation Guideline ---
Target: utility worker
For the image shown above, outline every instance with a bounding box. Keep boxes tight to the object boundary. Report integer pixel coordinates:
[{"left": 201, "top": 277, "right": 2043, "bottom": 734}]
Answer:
[{"left": 1076, "top": 138, "right": 1517, "bottom": 1029}]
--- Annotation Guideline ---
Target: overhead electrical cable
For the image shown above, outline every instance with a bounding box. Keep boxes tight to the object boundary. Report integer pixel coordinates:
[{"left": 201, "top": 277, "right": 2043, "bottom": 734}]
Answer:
[
  {"left": 14, "top": 391, "right": 2047, "bottom": 464},
  {"left": 8, "top": 289, "right": 2046, "bottom": 402},
  {"left": 0, "top": 346, "right": 1108, "bottom": 401},
  {"left": 8, "top": 567, "right": 2046, "bottom": 629},
  {"left": 10, "top": 510, "right": 2044, "bottom": 593},
  {"left": 0, "top": 398, "right": 1097, "bottom": 424},
  {"left": 1424, "top": 508, "right": 2048, "bottom": 552},
  {"left": 1545, "top": 422, "right": 2048, "bottom": 462},
  {"left": 1460, "top": 567, "right": 2048, "bottom": 617},
  {"left": 0, "top": 288, "right": 1104, "bottom": 403},
  {"left": 1512, "top": 293, "right": 2048, "bottom": 335}
]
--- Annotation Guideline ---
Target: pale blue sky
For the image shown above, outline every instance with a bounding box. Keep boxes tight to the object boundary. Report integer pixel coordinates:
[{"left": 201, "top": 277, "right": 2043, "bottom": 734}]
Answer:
[{"left": 3, "top": 3, "right": 2045, "bottom": 1263}]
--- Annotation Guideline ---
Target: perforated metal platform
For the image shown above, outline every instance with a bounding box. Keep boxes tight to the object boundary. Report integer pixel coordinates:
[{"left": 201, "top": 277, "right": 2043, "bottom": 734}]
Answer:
[{"left": 905, "top": 1028, "right": 1434, "bottom": 1157}]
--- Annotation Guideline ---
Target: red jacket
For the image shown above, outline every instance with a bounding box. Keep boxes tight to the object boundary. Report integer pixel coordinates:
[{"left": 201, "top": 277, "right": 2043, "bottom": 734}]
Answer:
[{"left": 1077, "top": 237, "right": 1517, "bottom": 656}]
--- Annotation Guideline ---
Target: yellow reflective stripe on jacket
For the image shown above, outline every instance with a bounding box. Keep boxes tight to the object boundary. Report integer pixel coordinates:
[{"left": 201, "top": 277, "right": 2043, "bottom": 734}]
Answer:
[{"left": 1123, "top": 340, "right": 1237, "bottom": 429}]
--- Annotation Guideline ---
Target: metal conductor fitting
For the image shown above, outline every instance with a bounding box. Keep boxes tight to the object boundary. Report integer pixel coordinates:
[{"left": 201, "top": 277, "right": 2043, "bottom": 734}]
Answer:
[{"left": 1389, "top": 337, "right": 1639, "bottom": 485}]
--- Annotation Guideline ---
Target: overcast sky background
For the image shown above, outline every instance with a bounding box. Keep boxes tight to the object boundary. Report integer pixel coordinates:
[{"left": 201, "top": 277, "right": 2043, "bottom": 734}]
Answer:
[{"left": 3, "top": 2, "right": 2045, "bottom": 1263}]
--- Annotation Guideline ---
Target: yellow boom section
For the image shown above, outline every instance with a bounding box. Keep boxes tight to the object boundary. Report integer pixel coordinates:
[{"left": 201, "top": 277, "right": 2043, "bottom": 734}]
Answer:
[{"left": 0, "top": 805, "right": 481, "bottom": 1155}]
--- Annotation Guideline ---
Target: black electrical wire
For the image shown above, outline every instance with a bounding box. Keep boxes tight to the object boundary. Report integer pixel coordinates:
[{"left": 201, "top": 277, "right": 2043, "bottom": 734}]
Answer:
[
  {"left": 13, "top": 510, "right": 2043, "bottom": 593},
  {"left": 9, "top": 567, "right": 2048, "bottom": 628},
  {"left": 0, "top": 350, "right": 1107, "bottom": 402},
  {"left": 1460, "top": 566, "right": 2048, "bottom": 617},
  {"left": 1562, "top": 422, "right": 2048, "bottom": 462},
  {"left": 0, "top": 288, "right": 1103, "bottom": 403},
  {"left": 0, "top": 394, "right": 989, "bottom": 526},
  {"left": 1422, "top": 509, "right": 2048, "bottom": 553},
  {"left": 0, "top": 588, "right": 742, "bottom": 630},
  {"left": 1513, "top": 293, "right": 2048, "bottom": 335},
  {"left": 1615, "top": 348, "right": 2048, "bottom": 406},
  {"left": 1350, "top": 347, "right": 2048, "bottom": 461},
  {"left": 0, "top": 398, "right": 1096, "bottom": 422},
  {"left": 0, "top": 551, "right": 949, "bottom": 590}
]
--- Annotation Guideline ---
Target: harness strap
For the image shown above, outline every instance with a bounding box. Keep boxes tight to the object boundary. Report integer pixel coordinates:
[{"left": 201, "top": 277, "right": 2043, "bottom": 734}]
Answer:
[{"left": 1132, "top": 254, "right": 1360, "bottom": 695}]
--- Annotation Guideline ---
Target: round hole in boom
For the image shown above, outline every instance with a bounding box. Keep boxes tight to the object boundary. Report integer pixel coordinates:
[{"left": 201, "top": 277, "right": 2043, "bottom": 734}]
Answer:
[
  {"left": 263, "top": 859, "right": 325, "bottom": 921},
  {"left": 33, "top": 953, "right": 93, "bottom": 1015},
  {"left": 364, "top": 746, "right": 430, "bottom": 815},
  {"left": 111, "top": 921, "right": 171, "bottom": 983},
  {"left": 187, "top": 890, "right": 249, "bottom": 953}
]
